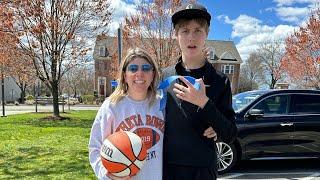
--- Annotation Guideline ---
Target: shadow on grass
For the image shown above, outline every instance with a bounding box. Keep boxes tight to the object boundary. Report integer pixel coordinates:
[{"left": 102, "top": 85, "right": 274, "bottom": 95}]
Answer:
[{"left": 0, "top": 146, "right": 95, "bottom": 179}]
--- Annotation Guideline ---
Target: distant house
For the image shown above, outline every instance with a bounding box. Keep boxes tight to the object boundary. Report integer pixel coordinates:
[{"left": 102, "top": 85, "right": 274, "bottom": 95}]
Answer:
[
  {"left": 93, "top": 35, "right": 242, "bottom": 96},
  {"left": 276, "top": 82, "right": 290, "bottom": 89},
  {"left": 0, "top": 76, "right": 21, "bottom": 102},
  {"left": 93, "top": 35, "right": 117, "bottom": 98},
  {"left": 206, "top": 40, "right": 243, "bottom": 94}
]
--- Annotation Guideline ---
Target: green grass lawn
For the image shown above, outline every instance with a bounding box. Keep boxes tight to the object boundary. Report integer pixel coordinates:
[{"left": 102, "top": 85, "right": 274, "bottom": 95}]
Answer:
[{"left": 0, "top": 110, "right": 98, "bottom": 179}]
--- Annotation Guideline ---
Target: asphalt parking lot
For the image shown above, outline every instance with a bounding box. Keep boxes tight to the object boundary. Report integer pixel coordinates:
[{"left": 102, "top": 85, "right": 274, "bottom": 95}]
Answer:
[{"left": 219, "top": 159, "right": 320, "bottom": 180}]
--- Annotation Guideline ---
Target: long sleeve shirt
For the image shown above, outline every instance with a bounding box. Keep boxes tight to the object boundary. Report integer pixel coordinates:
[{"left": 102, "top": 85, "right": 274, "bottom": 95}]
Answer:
[{"left": 89, "top": 96, "right": 164, "bottom": 180}]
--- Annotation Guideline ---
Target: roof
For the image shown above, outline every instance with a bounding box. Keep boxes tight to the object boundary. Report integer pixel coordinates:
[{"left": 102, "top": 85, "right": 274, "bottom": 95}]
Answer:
[
  {"left": 206, "top": 40, "right": 243, "bottom": 63},
  {"left": 93, "top": 35, "right": 243, "bottom": 64}
]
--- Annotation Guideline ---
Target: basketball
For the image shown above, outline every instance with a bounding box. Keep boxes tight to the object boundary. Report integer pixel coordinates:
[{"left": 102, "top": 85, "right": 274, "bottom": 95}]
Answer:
[
  {"left": 100, "top": 131, "right": 147, "bottom": 177},
  {"left": 134, "top": 128, "right": 160, "bottom": 150}
]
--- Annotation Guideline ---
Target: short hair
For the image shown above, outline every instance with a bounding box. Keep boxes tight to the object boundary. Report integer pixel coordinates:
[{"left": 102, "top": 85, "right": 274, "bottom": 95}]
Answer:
[{"left": 174, "top": 18, "right": 209, "bottom": 34}]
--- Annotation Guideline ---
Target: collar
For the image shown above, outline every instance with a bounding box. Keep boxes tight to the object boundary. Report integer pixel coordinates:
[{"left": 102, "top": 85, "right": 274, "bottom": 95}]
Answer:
[{"left": 174, "top": 56, "right": 216, "bottom": 79}]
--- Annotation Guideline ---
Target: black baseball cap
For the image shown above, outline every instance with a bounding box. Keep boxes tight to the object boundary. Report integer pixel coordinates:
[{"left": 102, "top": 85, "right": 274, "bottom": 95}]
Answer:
[{"left": 172, "top": 3, "right": 211, "bottom": 27}]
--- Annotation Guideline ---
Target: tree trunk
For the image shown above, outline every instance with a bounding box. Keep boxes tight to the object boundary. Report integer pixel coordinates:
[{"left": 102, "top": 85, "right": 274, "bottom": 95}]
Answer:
[
  {"left": 20, "top": 82, "right": 27, "bottom": 104},
  {"left": 74, "top": 85, "right": 77, "bottom": 98},
  {"left": 52, "top": 81, "right": 60, "bottom": 117},
  {"left": 20, "top": 90, "right": 25, "bottom": 104}
]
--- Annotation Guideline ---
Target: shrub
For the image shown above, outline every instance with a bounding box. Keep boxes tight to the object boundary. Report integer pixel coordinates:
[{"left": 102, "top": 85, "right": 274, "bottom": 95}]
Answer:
[
  {"left": 82, "top": 95, "right": 95, "bottom": 104},
  {"left": 25, "top": 99, "right": 35, "bottom": 105},
  {"left": 26, "top": 95, "right": 34, "bottom": 100}
]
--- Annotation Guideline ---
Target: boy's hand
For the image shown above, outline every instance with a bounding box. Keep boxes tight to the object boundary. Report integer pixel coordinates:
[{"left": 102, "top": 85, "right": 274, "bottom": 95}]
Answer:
[
  {"left": 173, "top": 76, "right": 209, "bottom": 108},
  {"left": 203, "top": 127, "right": 217, "bottom": 141}
]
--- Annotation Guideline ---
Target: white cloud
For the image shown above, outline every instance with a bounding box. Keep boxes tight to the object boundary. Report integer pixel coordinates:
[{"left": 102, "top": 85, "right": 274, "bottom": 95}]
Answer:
[
  {"left": 222, "top": 15, "right": 297, "bottom": 60},
  {"left": 273, "top": 0, "right": 318, "bottom": 6},
  {"left": 275, "top": 6, "right": 309, "bottom": 23},
  {"left": 108, "top": 0, "right": 137, "bottom": 35},
  {"left": 222, "top": 15, "right": 275, "bottom": 38},
  {"left": 273, "top": 25, "right": 296, "bottom": 38},
  {"left": 222, "top": 0, "right": 317, "bottom": 60},
  {"left": 271, "top": 0, "right": 317, "bottom": 24}
]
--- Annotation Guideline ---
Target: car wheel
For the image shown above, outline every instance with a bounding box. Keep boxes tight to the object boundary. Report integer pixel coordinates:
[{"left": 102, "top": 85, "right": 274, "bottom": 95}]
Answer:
[{"left": 215, "top": 141, "right": 237, "bottom": 174}]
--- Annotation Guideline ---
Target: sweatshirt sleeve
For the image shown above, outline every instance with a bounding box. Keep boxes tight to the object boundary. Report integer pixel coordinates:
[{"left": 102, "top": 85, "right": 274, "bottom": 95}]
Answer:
[
  {"left": 199, "top": 78, "right": 237, "bottom": 144},
  {"left": 88, "top": 100, "right": 114, "bottom": 180}
]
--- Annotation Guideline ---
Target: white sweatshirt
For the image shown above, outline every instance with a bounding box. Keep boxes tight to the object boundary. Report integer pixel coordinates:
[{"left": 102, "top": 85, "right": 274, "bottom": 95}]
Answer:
[{"left": 89, "top": 96, "right": 164, "bottom": 180}]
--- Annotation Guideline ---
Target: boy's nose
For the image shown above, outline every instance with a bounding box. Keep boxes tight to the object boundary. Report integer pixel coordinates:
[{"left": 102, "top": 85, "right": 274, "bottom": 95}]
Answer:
[{"left": 188, "top": 32, "right": 196, "bottom": 41}]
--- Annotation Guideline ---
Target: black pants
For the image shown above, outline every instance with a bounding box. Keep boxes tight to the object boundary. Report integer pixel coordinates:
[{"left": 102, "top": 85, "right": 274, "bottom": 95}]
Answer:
[{"left": 163, "top": 164, "right": 217, "bottom": 180}]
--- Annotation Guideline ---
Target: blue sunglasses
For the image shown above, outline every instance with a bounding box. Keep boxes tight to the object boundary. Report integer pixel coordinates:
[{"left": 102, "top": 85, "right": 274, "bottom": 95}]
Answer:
[{"left": 126, "top": 64, "right": 154, "bottom": 73}]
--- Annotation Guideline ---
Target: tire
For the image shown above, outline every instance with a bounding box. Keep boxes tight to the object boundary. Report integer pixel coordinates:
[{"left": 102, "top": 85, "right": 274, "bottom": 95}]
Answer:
[{"left": 215, "top": 141, "right": 237, "bottom": 174}]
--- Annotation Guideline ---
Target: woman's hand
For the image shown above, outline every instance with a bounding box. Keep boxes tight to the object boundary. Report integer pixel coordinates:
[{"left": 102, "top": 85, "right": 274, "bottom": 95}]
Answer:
[{"left": 107, "top": 173, "right": 131, "bottom": 180}]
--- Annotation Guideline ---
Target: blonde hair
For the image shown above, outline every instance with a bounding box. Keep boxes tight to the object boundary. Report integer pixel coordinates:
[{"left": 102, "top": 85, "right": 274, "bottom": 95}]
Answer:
[
  {"left": 109, "top": 47, "right": 160, "bottom": 107},
  {"left": 174, "top": 18, "right": 209, "bottom": 34}
]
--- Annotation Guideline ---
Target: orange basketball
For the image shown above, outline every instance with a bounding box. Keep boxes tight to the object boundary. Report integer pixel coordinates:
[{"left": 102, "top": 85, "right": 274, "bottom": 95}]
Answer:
[
  {"left": 100, "top": 131, "right": 147, "bottom": 177},
  {"left": 134, "top": 128, "right": 160, "bottom": 150}
]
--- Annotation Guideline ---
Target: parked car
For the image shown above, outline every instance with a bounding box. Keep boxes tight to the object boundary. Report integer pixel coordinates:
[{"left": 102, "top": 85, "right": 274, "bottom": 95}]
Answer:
[{"left": 216, "top": 89, "right": 320, "bottom": 174}]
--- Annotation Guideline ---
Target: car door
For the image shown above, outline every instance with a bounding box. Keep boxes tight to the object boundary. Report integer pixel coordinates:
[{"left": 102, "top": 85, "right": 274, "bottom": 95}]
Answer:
[
  {"left": 292, "top": 93, "right": 320, "bottom": 156},
  {"left": 243, "top": 94, "right": 295, "bottom": 159}
]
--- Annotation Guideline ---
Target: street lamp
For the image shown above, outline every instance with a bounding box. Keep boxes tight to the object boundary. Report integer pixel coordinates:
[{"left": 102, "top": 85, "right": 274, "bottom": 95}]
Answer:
[
  {"left": 117, "top": 26, "right": 122, "bottom": 65},
  {"left": 35, "top": 79, "right": 40, "bottom": 113},
  {"left": 1, "top": 73, "right": 6, "bottom": 117}
]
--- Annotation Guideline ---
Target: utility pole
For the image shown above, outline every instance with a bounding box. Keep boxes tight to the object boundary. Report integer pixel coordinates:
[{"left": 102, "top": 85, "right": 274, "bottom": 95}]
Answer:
[
  {"left": 117, "top": 26, "right": 122, "bottom": 65},
  {"left": 1, "top": 73, "right": 6, "bottom": 117}
]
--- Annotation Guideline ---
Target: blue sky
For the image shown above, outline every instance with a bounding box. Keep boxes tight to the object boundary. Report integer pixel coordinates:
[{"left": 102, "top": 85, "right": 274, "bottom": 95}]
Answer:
[
  {"left": 198, "top": 0, "right": 318, "bottom": 59},
  {"left": 108, "top": 0, "right": 318, "bottom": 60}
]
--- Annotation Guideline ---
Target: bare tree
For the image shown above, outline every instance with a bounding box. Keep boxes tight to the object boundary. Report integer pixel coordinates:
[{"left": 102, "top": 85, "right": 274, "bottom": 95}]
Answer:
[
  {"left": 6, "top": 0, "right": 113, "bottom": 118},
  {"left": 238, "top": 52, "right": 262, "bottom": 92},
  {"left": 123, "top": 0, "right": 188, "bottom": 68},
  {"left": 60, "top": 64, "right": 94, "bottom": 98},
  {"left": 256, "top": 40, "right": 285, "bottom": 89}
]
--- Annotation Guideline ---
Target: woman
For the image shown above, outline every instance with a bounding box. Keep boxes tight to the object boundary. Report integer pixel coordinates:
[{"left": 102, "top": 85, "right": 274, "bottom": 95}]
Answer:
[{"left": 89, "top": 47, "right": 163, "bottom": 180}]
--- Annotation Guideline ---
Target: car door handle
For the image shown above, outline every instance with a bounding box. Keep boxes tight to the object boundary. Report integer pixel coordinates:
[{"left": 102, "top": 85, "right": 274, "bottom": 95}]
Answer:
[{"left": 280, "top": 123, "right": 293, "bottom": 126}]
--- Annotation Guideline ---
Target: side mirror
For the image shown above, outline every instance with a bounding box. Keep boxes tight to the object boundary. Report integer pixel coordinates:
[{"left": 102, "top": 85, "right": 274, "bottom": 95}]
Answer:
[{"left": 247, "top": 109, "right": 264, "bottom": 118}]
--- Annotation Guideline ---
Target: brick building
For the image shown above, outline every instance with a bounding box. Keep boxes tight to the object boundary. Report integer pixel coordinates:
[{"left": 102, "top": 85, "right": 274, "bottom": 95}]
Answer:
[{"left": 93, "top": 35, "right": 242, "bottom": 97}]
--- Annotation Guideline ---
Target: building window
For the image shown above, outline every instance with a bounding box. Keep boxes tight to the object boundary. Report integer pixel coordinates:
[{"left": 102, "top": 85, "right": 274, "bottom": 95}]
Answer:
[
  {"left": 209, "top": 51, "right": 214, "bottom": 60},
  {"left": 99, "top": 46, "right": 105, "bottom": 57},
  {"left": 98, "top": 77, "right": 106, "bottom": 96},
  {"left": 221, "top": 65, "right": 234, "bottom": 74},
  {"left": 99, "top": 46, "right": 109, "bottom": 57},
  {"left": 207, "top": 47, "right": 215, "bottom": 61}
]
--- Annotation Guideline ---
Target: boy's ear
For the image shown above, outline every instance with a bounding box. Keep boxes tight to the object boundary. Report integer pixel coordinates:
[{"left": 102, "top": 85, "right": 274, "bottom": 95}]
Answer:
[{"left": 173, "top": 29, "right": 178, "bottom": 39}]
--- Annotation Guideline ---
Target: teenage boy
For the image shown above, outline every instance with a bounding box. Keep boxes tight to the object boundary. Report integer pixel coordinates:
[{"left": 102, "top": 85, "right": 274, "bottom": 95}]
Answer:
[{"left": 163, "top": 3, "right": 237, "bottom": 180}]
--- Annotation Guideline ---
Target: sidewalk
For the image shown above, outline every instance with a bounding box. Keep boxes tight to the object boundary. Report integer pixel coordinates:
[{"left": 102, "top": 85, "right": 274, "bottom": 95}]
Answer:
[{"left": 1, "top": 104, "right": 100, "bottom": 116}]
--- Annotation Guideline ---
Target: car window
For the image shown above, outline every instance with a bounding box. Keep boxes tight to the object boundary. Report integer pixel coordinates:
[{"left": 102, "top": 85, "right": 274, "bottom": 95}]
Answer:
[
  {"left": 252, "top": 95, "right": 289, "bottom": 115},
  {"left": 232, "top": 91, "right": 266, "bottom": 112},
  {"left": 294, "top": 94, "right": 320, "bottom": 114}
]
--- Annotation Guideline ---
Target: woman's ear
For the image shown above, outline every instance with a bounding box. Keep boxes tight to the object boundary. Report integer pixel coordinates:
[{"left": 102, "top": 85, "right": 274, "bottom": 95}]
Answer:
[{"left": 123, "top": 74, "right": 127, "bottom": 84}]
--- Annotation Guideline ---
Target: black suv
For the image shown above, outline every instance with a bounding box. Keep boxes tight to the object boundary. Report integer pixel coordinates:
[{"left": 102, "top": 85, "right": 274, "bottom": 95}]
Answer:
[{"left": 216, "top": 89, "right": 320, "bottom": 174}]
